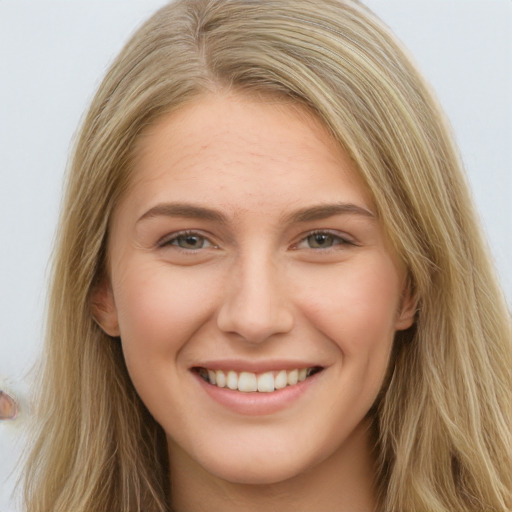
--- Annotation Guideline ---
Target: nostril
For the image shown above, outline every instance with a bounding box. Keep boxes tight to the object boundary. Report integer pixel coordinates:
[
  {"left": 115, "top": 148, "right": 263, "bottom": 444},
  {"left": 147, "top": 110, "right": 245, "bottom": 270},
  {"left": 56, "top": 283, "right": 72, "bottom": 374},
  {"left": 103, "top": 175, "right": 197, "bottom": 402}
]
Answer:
[{"left": 0, "top": 390, "right": 19, "bottom": 421}]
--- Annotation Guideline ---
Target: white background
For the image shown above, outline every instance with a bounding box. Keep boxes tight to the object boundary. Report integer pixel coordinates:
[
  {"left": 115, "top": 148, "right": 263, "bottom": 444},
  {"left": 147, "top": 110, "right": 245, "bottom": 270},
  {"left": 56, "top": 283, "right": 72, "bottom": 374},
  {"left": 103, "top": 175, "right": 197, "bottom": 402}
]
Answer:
[{"left": 1, "top": 1, "right": 511, "bottom": 510}]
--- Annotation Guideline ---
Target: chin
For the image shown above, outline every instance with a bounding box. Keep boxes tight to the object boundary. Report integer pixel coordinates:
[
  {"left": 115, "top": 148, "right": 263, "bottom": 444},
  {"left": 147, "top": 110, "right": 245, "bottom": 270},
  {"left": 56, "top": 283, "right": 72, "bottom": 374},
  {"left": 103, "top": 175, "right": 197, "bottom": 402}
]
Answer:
[
  {"left": 206, "top": 461, "right": 305, "bottom": 486},
  {"left": 193, "top": 444, "right": 322, "bottom": 486}
]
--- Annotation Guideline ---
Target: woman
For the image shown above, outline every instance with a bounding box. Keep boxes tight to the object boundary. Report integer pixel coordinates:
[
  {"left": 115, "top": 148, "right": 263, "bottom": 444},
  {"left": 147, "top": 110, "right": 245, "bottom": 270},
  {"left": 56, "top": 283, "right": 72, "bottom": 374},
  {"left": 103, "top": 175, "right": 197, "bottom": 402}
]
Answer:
[{"left": 23, "top": 0, "right": 512, "bottom": 511}]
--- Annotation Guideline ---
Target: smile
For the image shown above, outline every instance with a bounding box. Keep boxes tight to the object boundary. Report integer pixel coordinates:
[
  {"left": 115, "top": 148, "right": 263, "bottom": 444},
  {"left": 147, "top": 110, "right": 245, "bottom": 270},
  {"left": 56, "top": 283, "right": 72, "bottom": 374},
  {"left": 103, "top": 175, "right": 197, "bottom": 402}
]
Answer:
[{"left": 194, "top": 367, "right": 322, "bottom": 393}]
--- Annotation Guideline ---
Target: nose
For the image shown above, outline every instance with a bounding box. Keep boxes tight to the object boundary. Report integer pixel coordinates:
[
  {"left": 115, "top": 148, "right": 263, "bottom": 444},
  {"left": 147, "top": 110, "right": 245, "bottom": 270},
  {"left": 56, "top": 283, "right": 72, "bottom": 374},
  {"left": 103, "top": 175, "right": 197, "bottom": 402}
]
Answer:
[{"left": 216, "top": 253, "right": 294, "bottom": 344}]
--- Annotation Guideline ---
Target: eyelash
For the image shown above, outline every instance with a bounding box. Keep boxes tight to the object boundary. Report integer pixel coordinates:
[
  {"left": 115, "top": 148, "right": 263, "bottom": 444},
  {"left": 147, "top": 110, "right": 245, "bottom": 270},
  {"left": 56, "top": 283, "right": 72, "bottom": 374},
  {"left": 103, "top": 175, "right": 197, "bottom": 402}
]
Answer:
[
  {"left": 293, "top": 230, "right": 355, "bottom": 250},
  {"left": 158, "top": 229, "right": 354, "bottom": 252},
  {"left": 158, "top": 230, "right": 215, "bottom": 251}
]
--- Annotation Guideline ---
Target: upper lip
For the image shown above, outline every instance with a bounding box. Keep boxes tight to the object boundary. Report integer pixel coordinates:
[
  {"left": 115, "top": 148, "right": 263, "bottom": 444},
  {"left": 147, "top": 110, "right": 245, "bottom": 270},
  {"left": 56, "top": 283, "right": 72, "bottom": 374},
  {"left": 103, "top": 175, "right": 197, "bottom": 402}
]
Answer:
[{"left": 191, "top": 360, "right": 324, "bottom": 373}]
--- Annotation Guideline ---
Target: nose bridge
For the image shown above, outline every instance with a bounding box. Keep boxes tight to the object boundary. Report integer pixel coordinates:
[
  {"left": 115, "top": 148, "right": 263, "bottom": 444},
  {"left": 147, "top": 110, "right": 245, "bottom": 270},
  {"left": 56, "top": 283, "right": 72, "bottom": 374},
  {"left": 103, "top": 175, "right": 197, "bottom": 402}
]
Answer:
[{"left": 216, "top": 248, "right": 294, "bottom": 343}]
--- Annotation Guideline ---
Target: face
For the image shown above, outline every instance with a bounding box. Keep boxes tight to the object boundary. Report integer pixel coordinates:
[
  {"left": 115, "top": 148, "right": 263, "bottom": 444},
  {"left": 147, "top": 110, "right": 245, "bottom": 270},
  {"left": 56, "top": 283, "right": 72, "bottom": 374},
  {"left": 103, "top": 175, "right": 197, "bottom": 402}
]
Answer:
[{"left": 94, "top": 93, "right": 415, "bottom": 486}]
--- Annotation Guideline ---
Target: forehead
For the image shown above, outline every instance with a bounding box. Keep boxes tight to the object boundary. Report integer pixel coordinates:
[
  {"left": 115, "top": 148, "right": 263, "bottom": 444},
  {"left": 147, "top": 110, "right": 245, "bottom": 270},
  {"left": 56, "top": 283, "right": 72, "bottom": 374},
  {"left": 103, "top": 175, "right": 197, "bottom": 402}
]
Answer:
[{"left": 121, "top": 92, "right": 374, "bottom": 218}]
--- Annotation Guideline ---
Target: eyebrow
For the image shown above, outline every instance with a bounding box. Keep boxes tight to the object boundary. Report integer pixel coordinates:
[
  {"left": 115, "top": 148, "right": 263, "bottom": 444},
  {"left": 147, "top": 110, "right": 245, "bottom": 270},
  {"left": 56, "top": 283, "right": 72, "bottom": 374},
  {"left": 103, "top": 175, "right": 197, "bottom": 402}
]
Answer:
[
  {"left": 137, "top": 201, "right": 375, "bottom": 224},
  {"left": 137, "top": 203, "right": 228, "bottom": 224},
  {"left": 284, "top": 202, "right": 375, "bottom": 223}
]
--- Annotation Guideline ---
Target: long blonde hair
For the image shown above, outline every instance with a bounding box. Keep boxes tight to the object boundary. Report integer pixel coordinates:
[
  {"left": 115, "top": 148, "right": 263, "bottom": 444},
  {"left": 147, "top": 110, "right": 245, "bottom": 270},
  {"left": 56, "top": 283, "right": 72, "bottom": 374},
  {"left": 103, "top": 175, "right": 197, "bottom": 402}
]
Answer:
[{"left": 24, "top": 1, "right": 511, "bottom": 510}]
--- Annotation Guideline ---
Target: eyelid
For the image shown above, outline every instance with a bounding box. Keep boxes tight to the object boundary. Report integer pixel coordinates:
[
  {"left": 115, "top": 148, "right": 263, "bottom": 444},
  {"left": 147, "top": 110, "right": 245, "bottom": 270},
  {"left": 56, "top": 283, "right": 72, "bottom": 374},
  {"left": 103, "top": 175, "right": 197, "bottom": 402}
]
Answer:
[
  {"left": 155, "top": 229, "right": 356, "bottom": 252},
  {"left": 293, "top": 229, "right": 356, "bottom": 250},
  {"left": 157, "top": 229, "right": 216, "bottom": 249}
]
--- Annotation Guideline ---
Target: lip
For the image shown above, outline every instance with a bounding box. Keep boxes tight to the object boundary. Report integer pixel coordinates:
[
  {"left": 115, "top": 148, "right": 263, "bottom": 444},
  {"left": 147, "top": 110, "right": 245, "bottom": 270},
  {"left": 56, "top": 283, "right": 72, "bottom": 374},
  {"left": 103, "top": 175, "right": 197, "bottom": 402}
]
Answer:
[
  {"left": 191, "top": 363, "right": 323, "bottom": 416},
  {"left": 191, "top": 359, "right": 322, "bottom": 373}
]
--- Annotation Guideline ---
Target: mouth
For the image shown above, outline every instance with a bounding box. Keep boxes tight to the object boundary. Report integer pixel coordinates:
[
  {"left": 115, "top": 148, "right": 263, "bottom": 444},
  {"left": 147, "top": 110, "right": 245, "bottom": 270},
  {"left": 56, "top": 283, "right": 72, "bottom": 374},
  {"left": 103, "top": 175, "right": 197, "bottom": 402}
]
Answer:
[{"left": 192, "top": 366, "right": 323, "bottom": 393}]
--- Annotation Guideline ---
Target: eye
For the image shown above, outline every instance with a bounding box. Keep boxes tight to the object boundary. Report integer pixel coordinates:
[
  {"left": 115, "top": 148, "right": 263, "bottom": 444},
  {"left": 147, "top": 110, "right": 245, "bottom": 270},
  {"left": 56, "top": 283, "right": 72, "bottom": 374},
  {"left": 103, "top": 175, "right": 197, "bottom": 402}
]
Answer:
[
  {"left": 159, "top": 231, "right": 213, "bottom": 250},
  {"left": 296, "top": 231, "right": 353, "bottom": 250}
]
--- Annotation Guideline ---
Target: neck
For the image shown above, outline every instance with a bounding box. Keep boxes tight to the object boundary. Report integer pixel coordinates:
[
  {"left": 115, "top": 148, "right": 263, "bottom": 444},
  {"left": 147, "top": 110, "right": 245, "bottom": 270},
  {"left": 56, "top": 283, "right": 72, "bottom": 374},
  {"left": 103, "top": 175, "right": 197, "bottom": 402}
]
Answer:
[{"left": 168, "top": 420, "right": 378, "bottom": 512}]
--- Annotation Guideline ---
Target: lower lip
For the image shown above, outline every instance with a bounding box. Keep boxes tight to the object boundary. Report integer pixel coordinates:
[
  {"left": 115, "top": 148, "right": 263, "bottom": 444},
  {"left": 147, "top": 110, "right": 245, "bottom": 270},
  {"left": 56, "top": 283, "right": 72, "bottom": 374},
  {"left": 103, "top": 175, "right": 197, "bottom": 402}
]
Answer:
[{"left": 193, "top": 372, "right": 320, "bottom": 416}]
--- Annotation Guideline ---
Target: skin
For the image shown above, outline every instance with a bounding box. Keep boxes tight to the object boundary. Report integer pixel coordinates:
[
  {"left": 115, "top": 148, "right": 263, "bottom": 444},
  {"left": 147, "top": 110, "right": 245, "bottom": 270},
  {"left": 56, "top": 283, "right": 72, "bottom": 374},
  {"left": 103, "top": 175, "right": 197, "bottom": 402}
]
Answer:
[{"left": 93, "top": 92, "right": 416, "bottom": 512}]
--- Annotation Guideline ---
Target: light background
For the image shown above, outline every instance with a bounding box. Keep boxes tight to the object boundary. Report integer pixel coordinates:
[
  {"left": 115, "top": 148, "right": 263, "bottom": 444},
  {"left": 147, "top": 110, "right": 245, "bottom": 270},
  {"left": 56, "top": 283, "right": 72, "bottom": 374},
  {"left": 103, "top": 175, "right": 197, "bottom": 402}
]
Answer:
[{"left": 1, "top": 1, "right": 511, "bottom": 510}]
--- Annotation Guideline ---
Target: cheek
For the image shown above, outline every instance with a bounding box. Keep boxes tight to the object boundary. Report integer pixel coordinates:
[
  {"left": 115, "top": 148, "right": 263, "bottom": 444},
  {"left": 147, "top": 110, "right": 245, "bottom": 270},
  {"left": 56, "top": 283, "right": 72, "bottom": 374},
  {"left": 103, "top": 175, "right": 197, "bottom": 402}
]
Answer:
[
  {"left": 112, "top": 261, "right": 221, "bottom": 358},
  {"left": 294, "top": 257, "right": 402, "bottom": 357},
  {"left": 299, "top": 262, "right": 401, "bottom": 420}
]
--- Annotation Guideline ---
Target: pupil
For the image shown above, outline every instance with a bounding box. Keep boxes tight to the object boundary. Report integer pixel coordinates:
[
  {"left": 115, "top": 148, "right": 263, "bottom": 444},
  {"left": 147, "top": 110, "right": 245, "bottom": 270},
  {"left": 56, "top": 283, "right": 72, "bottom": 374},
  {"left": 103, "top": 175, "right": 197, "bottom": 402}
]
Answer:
[
  {"left": 182, "top": 235, "right": 202, "bottom": 248},
  {"left": 310, "top": 233, "right": 331, "bottom": 247}
]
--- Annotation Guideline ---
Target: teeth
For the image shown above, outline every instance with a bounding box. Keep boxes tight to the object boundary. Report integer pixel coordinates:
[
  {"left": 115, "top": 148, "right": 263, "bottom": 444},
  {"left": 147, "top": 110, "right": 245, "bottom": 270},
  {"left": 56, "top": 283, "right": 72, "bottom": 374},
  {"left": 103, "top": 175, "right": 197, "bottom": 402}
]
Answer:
[
  {"left": 287, "top": 369, "right": 298, "bottom": 386},
  {"left": 257, "top": 372, "right": 275, "bottom": 392},
  {"left": 216, "top": 370, "right": 226, "bottom": 388},
  {"left": 238, "top": 372, "right": 257, "bottom": 392},
  {"left": 274, "top": 370, "right": 287, "bottom": 390},
  {"left": 226, "top": 371, "right": 238, "bottom": 390},
  {"left": 200, "top": 367, "right": 319, "bottom": 392}
]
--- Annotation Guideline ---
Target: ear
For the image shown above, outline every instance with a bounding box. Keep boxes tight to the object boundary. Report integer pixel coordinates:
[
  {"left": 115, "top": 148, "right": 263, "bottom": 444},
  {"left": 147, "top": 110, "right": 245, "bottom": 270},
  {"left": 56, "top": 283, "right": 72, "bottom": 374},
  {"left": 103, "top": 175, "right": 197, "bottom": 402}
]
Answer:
[
  {"left": 91, "top": 278, "right": 120, "bottom": 337},
  {"left": 395, "top": 280, "right": 418, "bottom": 331}
]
